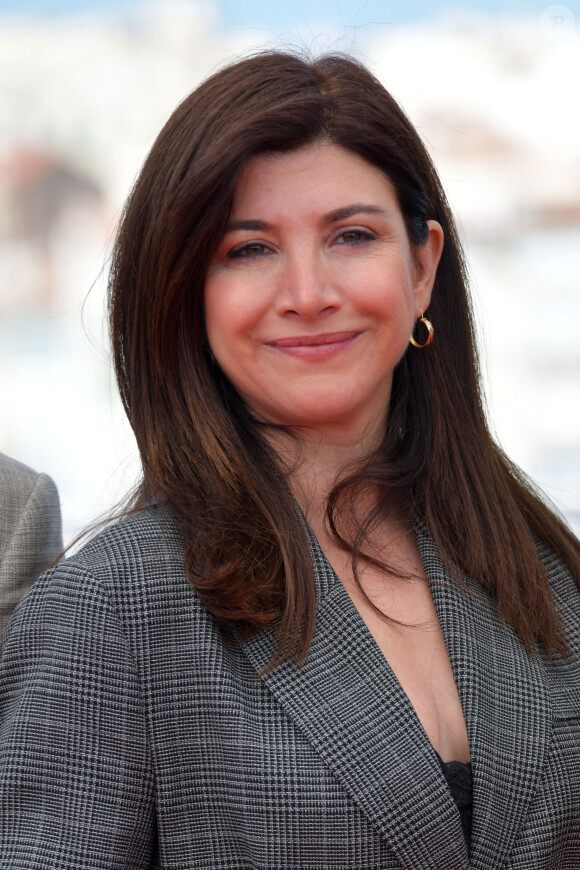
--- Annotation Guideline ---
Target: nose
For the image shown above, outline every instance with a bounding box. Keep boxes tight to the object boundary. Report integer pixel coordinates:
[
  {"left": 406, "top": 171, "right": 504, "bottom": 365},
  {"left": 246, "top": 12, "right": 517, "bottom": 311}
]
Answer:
[{"left": 275, "top": 249, "right": 342, "bottom": 319}]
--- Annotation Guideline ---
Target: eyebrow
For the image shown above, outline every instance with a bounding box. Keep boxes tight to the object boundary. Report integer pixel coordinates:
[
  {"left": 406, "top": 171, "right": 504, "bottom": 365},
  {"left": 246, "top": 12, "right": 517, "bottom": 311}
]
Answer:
[
  {"left": 225, "top": 204, "right": 388, "bottom": 234},
  {"left": 226, "top": 219, "right": 274, "bottom": 232},
  {"left": 323, "top": 204, "right": 388, "bottom": 223}
]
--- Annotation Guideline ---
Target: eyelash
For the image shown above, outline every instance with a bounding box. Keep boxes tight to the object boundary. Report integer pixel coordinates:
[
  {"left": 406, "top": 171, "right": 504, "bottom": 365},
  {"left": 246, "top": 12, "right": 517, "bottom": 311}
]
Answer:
[
  {"left": 336, "top": 229, "right": 376, "bottom": 245},
  {"left": 226, "top": 229, "right": 376, "bottom": 260},
  {"left": 227, "top": 242, "right": 271, "bottom": 260}
]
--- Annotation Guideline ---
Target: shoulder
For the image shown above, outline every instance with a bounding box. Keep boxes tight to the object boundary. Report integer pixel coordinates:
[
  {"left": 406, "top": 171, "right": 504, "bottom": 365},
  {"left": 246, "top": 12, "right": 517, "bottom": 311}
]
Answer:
[
  {"left": 0, "top": 454, "right": 62, "bottom": 639},
  {"left": 49, "top": 505, "right": 188, "bottom": 603},
  {"left": 0, "top": 452, "right": 60, "bottom": 523},
  {"left": 60, "top": 507, "right": 183, "bottom": 589},
  {"left": 0, "top": 451, "right": 59, "bottom": 500},
  {"left": 537, "top": 537, "right": 580, "bottom": 650},
  {"left": 0, "top": 451, "right": 39, "bottom": 491},
  {"left": 527, "top": 537, "right": 580, "bottom": 719},
  {"left": 8, "top": 506, "right": 199, "bottom": 643},
  {"left": 2, "top": 505, "right": 211, "bottom": 679}
]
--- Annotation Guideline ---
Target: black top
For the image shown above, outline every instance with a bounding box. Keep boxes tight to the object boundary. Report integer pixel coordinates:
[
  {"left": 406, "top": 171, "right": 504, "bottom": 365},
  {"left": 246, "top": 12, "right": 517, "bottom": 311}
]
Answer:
[{"left": 435, "top": 752, "right": 473, "bottom": 850}]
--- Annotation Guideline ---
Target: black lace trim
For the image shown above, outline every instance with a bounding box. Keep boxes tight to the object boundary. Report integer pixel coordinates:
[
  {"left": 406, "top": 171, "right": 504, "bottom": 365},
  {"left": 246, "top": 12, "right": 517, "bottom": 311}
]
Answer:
[{"left": 435, "top": 752, "right": 473, "bottom": 849}]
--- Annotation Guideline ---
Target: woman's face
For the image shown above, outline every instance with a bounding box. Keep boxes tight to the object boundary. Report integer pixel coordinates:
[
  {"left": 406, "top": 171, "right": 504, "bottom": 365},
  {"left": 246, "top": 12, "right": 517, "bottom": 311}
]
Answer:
[{"left": 205, "top": 143, "right": 443, "bottom": 443}]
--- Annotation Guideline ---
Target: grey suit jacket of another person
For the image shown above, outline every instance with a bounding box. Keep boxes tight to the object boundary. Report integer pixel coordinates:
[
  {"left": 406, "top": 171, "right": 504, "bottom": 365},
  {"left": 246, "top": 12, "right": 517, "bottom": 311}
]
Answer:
[
  {"left": 0, "top": 506, "right": 579, "bottom": 869},
  {"left": 0, "top": 452, "right": 63, "bottom": 649}
]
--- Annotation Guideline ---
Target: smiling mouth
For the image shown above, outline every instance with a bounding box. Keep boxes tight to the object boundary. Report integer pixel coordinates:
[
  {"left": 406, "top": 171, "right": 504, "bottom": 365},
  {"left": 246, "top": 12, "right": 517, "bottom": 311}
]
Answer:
[{"left": 269, "top": 331, "right": 360, "bottom": 348}]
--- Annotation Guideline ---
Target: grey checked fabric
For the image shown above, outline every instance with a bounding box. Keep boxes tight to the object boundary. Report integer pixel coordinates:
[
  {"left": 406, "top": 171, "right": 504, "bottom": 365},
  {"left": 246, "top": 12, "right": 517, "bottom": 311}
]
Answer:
[
  {"left": 0, "top": 506, "right": 578, "bottom": 869},
  {"left": 0, "top": 451, "right": 62, "bottom": 650}
]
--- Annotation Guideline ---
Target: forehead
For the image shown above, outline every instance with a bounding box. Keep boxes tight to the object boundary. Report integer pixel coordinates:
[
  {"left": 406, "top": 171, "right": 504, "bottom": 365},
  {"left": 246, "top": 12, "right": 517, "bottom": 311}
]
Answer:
[{"left": 232, "top": 143, "right": 398, "bottom": 213}]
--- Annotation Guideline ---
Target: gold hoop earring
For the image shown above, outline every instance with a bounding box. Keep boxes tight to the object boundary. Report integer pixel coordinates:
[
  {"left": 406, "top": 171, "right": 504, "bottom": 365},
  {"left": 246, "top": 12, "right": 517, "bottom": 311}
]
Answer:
[{"left": 409, "top": 311, "right": 434, "bottom": 348}]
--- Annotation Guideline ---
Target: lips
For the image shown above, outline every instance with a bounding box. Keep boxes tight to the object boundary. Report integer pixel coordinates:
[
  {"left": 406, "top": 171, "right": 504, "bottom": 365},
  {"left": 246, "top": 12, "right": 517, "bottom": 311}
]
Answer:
[{"left": 269, "top": 331, "right": 360, "bottom": 348}]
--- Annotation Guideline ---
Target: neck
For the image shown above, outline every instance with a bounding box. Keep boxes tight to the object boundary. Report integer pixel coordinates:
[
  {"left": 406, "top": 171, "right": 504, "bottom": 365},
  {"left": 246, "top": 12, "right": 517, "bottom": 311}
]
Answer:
[{"left": 265, "top": 419, "right": 385, "bottom": 533}]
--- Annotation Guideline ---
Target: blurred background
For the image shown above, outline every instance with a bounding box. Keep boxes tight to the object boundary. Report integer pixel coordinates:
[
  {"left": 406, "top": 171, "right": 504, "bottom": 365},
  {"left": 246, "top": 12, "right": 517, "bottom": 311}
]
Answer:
[{"left": 0, "top": 0, "right": 578, "bottom": 544}]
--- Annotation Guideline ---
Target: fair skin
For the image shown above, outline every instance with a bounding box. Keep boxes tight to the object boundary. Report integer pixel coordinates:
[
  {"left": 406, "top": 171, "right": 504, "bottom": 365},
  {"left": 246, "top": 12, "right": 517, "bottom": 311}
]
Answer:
[{"left": 205, "top": 143, "right": 470, "bottom": 763}]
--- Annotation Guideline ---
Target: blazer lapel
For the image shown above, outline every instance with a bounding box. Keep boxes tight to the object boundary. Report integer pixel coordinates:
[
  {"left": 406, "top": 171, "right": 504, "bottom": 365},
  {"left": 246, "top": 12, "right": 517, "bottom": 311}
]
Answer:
[
  {"left": 416, "top": 527, "right": 552, "bottom": 870},
  {"left": 242, "top": 529, "right": 469, "bottom": 870}
]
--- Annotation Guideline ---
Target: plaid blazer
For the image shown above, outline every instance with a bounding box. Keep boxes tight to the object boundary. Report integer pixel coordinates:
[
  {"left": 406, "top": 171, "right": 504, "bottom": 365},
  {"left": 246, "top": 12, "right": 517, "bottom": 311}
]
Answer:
[{"left": 0, "top": 506, "right": 579, "bottom": 869}]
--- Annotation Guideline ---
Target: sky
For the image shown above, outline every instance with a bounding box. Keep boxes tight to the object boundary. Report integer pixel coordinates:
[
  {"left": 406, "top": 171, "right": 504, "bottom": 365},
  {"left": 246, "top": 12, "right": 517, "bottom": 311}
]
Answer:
[{"left": 0, "top": 0, "right": 574, "bottom": 28}]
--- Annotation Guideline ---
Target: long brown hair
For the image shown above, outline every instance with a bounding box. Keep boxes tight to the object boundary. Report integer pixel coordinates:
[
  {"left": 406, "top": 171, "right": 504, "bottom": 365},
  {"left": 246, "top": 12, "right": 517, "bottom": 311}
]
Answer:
[{"left": 109, "top": 51, "right": 580, "bottom": 667}]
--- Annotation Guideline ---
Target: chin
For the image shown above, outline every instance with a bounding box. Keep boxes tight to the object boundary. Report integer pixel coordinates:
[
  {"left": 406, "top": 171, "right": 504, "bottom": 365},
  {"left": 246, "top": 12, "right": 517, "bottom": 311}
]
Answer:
[{"left": 264, "top": 406, "right": 369, "bottom": 433}]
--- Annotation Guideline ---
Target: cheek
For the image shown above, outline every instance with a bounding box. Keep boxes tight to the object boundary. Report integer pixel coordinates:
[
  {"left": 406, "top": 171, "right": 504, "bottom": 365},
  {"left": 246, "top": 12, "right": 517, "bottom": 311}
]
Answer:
[
  {"left": 204, "top": 290, "right": 236, "bottom": 369},
  {"left": 204, "top": 277, "right": 242, "bottom": 339},
  {"left": 204, "top": 286, "right": 265, "bottom": 373},
  {"left": 356, "top": 272, "right": 416, "bottom": 323},
  {"left": 203, "top": 293, "right": 223, "bottom": 350}
]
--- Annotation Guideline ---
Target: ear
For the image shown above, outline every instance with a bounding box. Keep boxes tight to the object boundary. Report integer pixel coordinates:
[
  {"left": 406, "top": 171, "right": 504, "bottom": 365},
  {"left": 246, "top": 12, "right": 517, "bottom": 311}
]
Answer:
[{"left": 412, "top": 220, "right": 444, "bottom": 316}]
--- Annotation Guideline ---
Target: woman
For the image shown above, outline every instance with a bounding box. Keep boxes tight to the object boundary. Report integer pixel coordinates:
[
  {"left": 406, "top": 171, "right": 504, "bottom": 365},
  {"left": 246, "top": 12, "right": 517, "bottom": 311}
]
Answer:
[{"left": 0, "top": 52, "right": 579, "bottom": 870}]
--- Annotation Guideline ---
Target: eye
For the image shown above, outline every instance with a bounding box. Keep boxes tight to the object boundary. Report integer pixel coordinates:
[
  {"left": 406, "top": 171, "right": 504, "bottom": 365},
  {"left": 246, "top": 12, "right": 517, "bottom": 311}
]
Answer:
[
  {"left": 335, "top": 229, "right": 376, "bottom": 246},
  {"left": 227, "top": 242, "right": 272, "bottom": 260}
]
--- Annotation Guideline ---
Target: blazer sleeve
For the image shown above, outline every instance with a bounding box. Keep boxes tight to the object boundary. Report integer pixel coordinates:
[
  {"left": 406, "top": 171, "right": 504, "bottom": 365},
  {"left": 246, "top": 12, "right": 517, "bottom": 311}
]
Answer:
[
  {"left": 0, "top": 561, "right": 156, "bottom": 869},
  {"left": 0, "top": 463, "right": 63, "bottom": 648}
]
